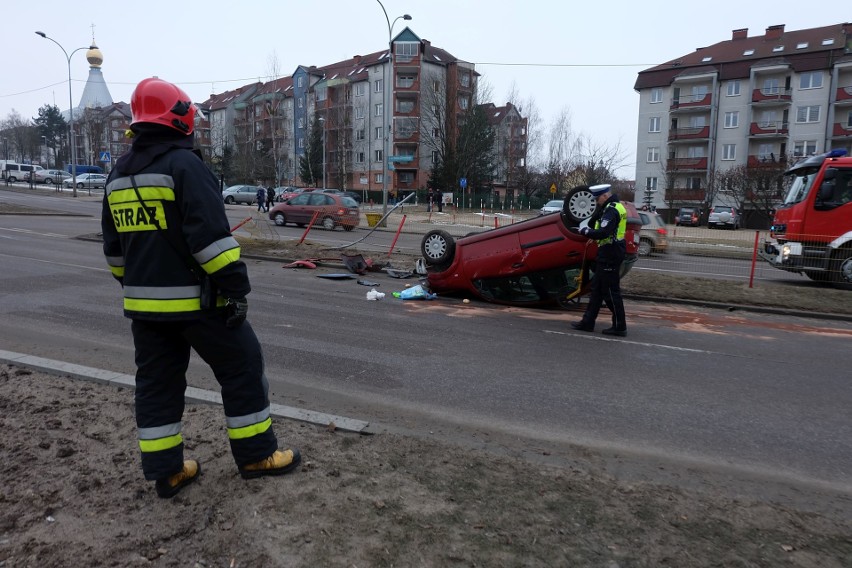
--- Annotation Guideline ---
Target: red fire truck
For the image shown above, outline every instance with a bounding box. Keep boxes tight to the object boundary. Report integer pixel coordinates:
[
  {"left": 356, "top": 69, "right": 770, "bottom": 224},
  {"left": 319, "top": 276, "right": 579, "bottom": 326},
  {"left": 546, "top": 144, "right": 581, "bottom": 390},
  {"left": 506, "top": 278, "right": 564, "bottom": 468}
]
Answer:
[{"left": 760, "top": 149, "right": 852, "bottom": 289}]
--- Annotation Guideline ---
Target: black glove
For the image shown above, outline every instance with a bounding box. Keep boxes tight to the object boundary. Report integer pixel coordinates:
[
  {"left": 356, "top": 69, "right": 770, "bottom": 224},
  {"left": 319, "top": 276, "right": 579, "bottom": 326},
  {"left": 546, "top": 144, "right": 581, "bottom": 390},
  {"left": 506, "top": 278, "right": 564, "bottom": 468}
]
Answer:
[
  {"left": 579, "top": 226, "right": 590, "bottom": 236},
  {"left": 225, "top": 297, "right": 248, "bottom": 328}
]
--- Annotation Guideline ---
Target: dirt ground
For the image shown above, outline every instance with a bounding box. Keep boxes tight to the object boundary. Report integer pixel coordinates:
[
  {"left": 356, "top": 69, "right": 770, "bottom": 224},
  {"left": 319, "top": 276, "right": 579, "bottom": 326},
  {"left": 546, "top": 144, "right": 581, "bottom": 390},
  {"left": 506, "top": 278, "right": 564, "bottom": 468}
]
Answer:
[
  {"left": 2, "top": 197, "right": 851, "bottom": 566},
  {"left": 2, "top": 365, "right": 851, "bottom": 568}
]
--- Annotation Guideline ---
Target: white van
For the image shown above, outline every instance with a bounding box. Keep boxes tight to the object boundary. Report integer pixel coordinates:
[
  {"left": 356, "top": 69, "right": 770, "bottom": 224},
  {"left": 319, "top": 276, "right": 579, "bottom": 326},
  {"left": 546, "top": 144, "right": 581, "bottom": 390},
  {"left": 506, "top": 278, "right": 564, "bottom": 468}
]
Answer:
[{"left": 1, "top": 162, "right": 43, "bottom": 183}]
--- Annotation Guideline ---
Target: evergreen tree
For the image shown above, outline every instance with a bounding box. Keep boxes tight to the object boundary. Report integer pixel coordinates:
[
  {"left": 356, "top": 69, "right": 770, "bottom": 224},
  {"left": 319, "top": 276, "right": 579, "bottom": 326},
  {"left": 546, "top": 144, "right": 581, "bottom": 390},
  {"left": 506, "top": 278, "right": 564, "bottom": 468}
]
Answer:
[
  {"left": 33, "top": 105, "right": 67, "bottom": 166},
  {"left": 298, "top": 114, "right": 323, "bottom": 186}
]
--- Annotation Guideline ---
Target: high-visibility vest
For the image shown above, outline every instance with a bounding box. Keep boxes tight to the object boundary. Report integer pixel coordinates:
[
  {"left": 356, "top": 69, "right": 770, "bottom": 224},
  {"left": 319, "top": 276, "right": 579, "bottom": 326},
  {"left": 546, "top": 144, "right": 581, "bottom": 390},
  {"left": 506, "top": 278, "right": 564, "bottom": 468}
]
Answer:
[{"left": 594, "top": 202, "right": 627, "bottom": 245}]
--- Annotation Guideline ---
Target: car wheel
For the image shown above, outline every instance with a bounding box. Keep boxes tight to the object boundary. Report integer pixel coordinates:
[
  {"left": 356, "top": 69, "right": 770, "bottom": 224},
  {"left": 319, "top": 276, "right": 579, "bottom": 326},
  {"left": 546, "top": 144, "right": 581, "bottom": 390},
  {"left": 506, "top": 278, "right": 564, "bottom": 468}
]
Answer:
[
  {"left": 561, "top": 186, "right": 598, "bottom": 225},
  {"left": 830, "top": 248, "right": 852, "bottom": 290},
  {"left": 225, "top": 196, "right": 234, "bottom": 204},
  {"left": 273, "top": 212, "right": 286, "bottom": 226},
  {"left": 44, "top": 178, "right": 53, "bottom": 184},
  {"left": 77, "top": 182, "right": 84, "bottom": 189},
  {"left": 637, "top": 238, "right": 652, "bottom": 257},
  {"left": 421, "top": 229, "right": 455, "bottom": 266},
  {"left": 321, "top": 216, "right": 336, "bottom": 230}
]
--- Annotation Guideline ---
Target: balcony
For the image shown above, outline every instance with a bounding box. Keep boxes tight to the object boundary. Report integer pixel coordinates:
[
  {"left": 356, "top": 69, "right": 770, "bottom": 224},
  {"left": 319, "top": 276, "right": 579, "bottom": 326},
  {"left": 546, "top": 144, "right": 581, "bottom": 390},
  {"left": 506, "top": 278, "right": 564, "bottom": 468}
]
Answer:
[
  {"left": 668, "top": 125, "right": 710, "bottom": 142},
  {"left": 670, "top": 93, "right": 711, "bottom": 112},
  {"left": 666, "top": 157, "right": 707, "bottom": 171},
  {"left": 749, "top": 121, "right": 789, "bottom": 137},
  {"left": 832, "top": 122, "right": 852, "bottom": 139},
  {"left": 751, "top": 88, "right": 792, "bottom": 105},
  {"left": 747, "top": 155, "right": 787, "bottom": 169},
  {"left": 667, "top": 188, "right": 705, "bottom": 201}
]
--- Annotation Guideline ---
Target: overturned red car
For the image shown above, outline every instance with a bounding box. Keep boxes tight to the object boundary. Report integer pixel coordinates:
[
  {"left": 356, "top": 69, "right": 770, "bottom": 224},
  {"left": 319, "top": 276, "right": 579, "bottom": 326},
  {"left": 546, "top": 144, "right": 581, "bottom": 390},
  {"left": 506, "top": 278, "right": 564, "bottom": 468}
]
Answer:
[{"left": 420, "top": 186, "right": 641, "bottom": 307}]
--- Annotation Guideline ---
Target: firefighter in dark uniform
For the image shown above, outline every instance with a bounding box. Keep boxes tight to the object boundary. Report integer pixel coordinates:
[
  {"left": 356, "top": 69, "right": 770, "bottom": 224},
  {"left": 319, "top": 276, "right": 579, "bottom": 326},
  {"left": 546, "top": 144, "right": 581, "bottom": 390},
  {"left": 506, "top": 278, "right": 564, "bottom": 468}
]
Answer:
[
  {"left": 101, "top": 77, "right": 300, "bottom": 498},
  {"left": 570, "top": 184, "right": 628, "bottom": 336}
]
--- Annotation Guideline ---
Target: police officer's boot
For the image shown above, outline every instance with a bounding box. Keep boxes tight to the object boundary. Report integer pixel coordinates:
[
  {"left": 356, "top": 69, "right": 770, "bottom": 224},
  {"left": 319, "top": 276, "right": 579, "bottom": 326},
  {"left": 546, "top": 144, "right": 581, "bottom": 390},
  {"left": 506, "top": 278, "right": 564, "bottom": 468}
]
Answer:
[
  {"left": 155, "top": 459, "right": 201, "bottom": 498},
  {"left": 239, "top": 448, "right": 302, "bottom": 479}
]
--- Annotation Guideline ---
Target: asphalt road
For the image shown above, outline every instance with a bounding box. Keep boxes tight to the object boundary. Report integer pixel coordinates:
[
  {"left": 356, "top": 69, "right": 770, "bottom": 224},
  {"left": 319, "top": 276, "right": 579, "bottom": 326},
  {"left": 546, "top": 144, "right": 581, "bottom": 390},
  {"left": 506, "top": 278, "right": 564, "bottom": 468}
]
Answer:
[{"left": 1, "top": 203, "right": 851, "bottom": 501}]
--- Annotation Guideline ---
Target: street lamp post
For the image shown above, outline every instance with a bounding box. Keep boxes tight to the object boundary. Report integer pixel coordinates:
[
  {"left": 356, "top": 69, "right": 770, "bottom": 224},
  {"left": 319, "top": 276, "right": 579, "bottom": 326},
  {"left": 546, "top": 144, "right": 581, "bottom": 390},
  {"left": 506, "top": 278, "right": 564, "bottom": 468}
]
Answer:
[
  {"left": 376, "top": 1, "right": 411, "bottom": 218},
  {"left": 35, "top": 31, "right": 87, "bottom": 198}
]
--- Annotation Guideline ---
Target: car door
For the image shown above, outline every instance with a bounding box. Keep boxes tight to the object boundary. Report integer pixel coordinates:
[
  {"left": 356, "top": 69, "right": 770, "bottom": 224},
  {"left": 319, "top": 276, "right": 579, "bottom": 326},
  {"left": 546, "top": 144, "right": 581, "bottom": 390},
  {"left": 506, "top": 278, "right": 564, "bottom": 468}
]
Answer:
[
  {"left": 309, "top": 193, "right": 333, "bottom": 224},
  {"left": 286, "top": 193, "right": 312, "bottom": 224}
]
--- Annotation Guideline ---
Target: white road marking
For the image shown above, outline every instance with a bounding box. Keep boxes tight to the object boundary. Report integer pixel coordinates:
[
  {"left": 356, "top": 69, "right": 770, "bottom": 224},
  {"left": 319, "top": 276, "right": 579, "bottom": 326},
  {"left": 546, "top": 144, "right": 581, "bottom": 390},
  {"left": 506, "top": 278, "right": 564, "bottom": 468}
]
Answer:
[{"left": 543, "top": 329, "right": 716, "bottom": 354}]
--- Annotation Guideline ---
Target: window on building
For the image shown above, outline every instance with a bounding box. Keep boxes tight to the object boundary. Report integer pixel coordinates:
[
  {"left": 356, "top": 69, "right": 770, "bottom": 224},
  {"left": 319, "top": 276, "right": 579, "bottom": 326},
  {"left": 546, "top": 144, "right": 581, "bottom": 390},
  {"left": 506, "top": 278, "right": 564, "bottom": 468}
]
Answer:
[
  {"left": 374, "top": 79, "right": 383, "bottom": 93},
  {"left": 399, "top": 172, "right": 415, "bottom": 184},
  {"left": 690, "top": 85, "right": 708, "bottom": 102},
  {"left": 847, "top": 110, "right": 852, "bottom": 127},
  {"left": 298, "top": 137, "right": 304, "bottom": 149},
  {"left": 397, "top": 100, "right": 414, "bottom": 113},
  {"left": 395, "top": 42, "right": 418, "bottom": 57},
  {"left": 432, "top": 80, "right": 440, "bottom": 92},
  {"left": 647, "top": 147, "right": 660, "bottom": 162},
  {"left": 727, "top": 80, "right": 741, "bottom": 96},
  {"left": 397, "top": 74, "right": 416, "bottom": 88},
  {"left": 722, "top": 144, "right": 736, "bottom": 160},
  {"left": 375, "top": 173, "right": 384, "bottom": 183},
  {"left": 689, "top": 115, "right": 706, "bottom": 128},
  {"left": 355, "top": 83, "right": 365, "bottom": 97},
  {"left": 459, "top": 96, "right": 469, "bottom": 110},
  {"left": 432, "top": 127, "right": 440, "bottom": 138},
  {"left": 645, "top": 177, "right": 658, "bottom": 192},
  {"left": 298, "top": 118, "right": 304, "bottom": 128},
  {"left": 687, "top": 177, "right": 702, "bottom": 190},
  {"left": 355, "top": 129, "right": 365, "bottom": 141},
  {"left": 724, "top": 111, "right": 739, "bottom": 128},
  {"left": 757, "top": 144, "right": 774, "bottom": 160},
  {"left": 460, "top": 73, "right": 470, "bottom": 87},
  {"left": 356, "top": 152, "right": 365, "bottom": 163},
  {"left": 316, "top": 87, "right": 327, "bottom": 101},
  {"left": 297, "top": 76, "right": 304, "bottom": 88},
  {"left": 687, "top": 146, "right": 705, "bottom": 158},
  {"left": 796, "top": 105, "right": 820, "bottom": 123},
  {"left": 763, "top": 78, "right": 780, "bottom": 95},
  {"left": 374, "top": 149, "right": 383, "bottom": 162},
  {"left": 375, "top": 126, "right": 383, "bottom": 139},
  {"left": 431, "top": 150, "right": 439, "bottom": 164},
  {"left": 649, "top": 117, "right": 661, "bottom": 132},
  {"left": 375, "top": 103, "right": 383, "bottom": 116},
  {"left": 650, "top": 88, "right": 662, "bottom": 103},
  {"left": 793, "top": 140, "right": 818, "bottom": 156},
  {"left": 799, "top": 72, "right": 823, "bottom": 90},
  {"left": 355, "top": 106, "right": 364, "bottom": 119}
]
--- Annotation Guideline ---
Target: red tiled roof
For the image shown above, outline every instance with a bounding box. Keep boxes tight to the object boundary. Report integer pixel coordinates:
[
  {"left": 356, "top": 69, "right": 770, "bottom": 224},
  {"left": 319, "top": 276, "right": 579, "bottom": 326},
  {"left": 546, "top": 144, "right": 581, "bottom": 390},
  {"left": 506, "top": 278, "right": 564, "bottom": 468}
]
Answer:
[{"left": 635, "top": 22, "right": 852, "bottom": 90}]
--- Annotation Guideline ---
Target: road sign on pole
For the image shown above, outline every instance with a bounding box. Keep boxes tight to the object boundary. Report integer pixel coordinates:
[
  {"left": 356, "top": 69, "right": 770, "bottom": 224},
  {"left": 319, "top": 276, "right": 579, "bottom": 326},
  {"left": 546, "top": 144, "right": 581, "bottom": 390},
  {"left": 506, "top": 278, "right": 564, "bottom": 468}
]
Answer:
[
  {"left": 459, "top": 177, "right": 467, "bottom": 189},
  {"left": 550, "top": 183, "right": 557, "bottom": 194},
  {"left": 99, "top": 151, "right": 111, "bottom": 163}
]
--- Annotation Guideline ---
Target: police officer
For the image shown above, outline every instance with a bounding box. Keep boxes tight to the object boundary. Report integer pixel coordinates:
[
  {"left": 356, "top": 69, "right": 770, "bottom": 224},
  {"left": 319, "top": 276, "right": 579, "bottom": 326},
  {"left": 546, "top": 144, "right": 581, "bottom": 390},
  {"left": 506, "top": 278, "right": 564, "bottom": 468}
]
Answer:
[
  {"left": 101, "top": 77, "right": 300, "bottom": 498},
  {"left": 570, "top": 184, "right": 628, "bottom": 336}
]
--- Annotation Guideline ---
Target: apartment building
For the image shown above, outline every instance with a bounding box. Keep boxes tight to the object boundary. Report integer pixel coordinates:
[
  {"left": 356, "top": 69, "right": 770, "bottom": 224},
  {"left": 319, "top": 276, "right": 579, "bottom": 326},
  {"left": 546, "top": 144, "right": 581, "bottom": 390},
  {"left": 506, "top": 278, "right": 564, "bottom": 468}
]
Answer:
[
  {"left": 198, "top": 27, "right": 521, "bottom": 196},
  {"left": 634, "top": 23, "right": 852, "bottom": 216},
  {"left": 482, "top": 102, "right": 528, "bottom": 201}
]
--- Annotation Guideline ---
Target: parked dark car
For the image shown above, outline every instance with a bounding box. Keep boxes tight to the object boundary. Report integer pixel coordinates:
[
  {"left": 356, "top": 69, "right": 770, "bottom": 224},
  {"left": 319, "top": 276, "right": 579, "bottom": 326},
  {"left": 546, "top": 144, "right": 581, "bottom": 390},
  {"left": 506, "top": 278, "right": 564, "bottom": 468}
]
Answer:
[
  {"left": 420, "top": 186, "right": 642, "bottom": 307},
  {"left": 268, "top": 192, "right": 360, "bottom": 231},
  {"left": 675, "top": 207, "right": 701, "bottom": 227}
]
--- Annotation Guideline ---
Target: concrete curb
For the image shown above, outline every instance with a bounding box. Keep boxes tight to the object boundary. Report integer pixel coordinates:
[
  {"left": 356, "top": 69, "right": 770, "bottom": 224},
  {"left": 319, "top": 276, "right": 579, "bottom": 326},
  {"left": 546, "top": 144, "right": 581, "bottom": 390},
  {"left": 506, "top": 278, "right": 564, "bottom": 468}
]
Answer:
[{"left": 0, "top": 350, "right": 371, "bottom": 434}]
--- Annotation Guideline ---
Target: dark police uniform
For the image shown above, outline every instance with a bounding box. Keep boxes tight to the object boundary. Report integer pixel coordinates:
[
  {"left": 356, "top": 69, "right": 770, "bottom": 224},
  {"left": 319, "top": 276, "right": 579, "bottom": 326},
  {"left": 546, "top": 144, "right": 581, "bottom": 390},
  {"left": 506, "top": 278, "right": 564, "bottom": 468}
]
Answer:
[
  {"left": 577, "top": 194, "right": 628, "bottom": 334},
  {"left": 101, "top": 126, "right": 278, "bottom": 481}
]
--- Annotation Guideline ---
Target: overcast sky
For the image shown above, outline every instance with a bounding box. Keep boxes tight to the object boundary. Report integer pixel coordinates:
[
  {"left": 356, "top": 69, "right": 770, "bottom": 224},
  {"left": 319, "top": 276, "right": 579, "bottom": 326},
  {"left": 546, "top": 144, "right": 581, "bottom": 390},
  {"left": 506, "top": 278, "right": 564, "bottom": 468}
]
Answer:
[{"left": 1, "top": 0, "right": 839, "bottom": 177}]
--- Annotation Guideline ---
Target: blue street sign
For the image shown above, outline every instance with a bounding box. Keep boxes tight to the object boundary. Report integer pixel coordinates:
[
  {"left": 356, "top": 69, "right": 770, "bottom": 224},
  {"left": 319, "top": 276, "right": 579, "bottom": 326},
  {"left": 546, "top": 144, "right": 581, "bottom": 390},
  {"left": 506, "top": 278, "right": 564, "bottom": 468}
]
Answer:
[
  {"left": 459, "top": 177, "right": 467, "bottom": 189},
  {"left": 99, "top": 151, "right": 111, "bottom": 163}
]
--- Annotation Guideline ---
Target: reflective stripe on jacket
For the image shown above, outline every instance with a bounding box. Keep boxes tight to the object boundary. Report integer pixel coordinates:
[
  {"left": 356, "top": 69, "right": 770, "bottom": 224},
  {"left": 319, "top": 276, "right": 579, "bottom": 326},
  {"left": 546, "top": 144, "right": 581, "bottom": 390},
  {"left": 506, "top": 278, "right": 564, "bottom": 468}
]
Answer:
[
  {"left": 101, "top": 148, "right": 250, "bottom": 320},
  {"left": 594, "top": 201, "right": 627, "bottom": 245}
]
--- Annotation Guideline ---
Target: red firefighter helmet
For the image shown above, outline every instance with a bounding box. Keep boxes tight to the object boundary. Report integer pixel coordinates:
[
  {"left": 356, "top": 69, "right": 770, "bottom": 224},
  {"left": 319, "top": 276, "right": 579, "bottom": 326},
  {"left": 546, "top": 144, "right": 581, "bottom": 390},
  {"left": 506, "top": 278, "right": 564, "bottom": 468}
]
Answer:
[{"left": 130, "top": 77, "right": 195, "bottom": 135}]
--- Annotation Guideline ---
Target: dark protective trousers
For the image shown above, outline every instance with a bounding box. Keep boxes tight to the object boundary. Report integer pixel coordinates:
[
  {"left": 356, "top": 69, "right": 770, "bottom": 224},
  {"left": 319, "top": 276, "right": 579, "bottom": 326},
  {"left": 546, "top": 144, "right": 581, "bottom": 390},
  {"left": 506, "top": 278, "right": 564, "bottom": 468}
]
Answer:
[
  {"left": 131, "top": 315, "right": 278, "bottom": 480},
  {"left": 580, "top": 261, "right": 626, "bottom": 331}
]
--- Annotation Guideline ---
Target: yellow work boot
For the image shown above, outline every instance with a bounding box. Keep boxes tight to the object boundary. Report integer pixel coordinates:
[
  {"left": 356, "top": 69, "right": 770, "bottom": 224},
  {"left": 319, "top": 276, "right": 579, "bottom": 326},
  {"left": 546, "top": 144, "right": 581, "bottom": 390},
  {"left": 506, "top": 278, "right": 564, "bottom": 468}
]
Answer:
[
  {"left": 239, "top": 448, "right": 301, "bottom": 479},
  {"left": 155, "top": 459, "right": 201, "bottom": 499}
]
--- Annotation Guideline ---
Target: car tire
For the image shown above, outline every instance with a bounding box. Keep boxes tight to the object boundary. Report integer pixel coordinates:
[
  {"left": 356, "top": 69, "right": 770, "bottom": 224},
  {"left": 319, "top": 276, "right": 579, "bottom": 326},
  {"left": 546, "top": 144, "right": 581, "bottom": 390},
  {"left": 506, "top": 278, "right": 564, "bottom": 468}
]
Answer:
[
  {"left": 225, "top": 196, "right": 234, "bottom": 204},
  {"left": 321, "top": 216, "right": 336, "bottom": 231},
  {"left": 44, "top": 178, "right": 53, "bottom": 184},
  {"left": 273, "top": 212, "right": 286, "bottom": 226},
  {"left": 638, "top": 238, "right": 653, "bottom": 257},
  {"left": 561, "top": 186, "right": 598, "bottom": 225},
  {"left": 830, "top": 248, "right": 852, "bottom": 291},
  {"left": 421, "top": 229, "right": 455, "bottom": 266},
  {"left": 77, "top": 183, "right": 84, "bottom": 189}
]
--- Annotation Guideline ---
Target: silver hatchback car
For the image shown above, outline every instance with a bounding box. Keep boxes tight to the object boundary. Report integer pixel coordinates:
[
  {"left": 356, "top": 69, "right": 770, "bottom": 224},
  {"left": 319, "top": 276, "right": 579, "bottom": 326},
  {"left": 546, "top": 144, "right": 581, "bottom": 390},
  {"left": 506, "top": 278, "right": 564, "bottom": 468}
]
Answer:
[{"left": 222, "top": 185, "right": 262, "bottom": 205}]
